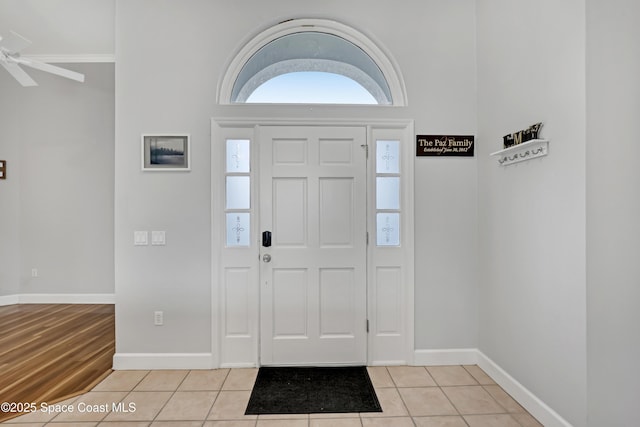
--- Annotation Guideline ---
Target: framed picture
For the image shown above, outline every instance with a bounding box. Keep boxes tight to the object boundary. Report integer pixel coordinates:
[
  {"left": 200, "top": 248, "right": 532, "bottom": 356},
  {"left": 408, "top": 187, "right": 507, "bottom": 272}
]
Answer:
[
  {"left": 142, "top": 134, "right": 190, "bottom": 171},
  {"left": 0, "top": 160, "right": 6, "bottom": 179}
]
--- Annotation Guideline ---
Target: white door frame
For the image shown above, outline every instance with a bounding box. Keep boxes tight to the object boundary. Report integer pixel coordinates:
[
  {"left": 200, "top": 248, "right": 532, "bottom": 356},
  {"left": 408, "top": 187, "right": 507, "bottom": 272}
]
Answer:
[{"left": 211, "top": 117, "right": 415, "bottom": 368}]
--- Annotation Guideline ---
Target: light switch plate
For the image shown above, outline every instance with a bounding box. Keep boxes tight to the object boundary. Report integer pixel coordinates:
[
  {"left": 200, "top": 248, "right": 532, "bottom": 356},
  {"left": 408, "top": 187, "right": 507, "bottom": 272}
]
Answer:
[
  {"left": 152, "top": 231, "right": 166, "bottom": 246},
  {"left": 154, "top": 311, "right": 163, "bottom": 326},
  {"left": 134, "top": 231, "right": 148, "bottom": 246}
]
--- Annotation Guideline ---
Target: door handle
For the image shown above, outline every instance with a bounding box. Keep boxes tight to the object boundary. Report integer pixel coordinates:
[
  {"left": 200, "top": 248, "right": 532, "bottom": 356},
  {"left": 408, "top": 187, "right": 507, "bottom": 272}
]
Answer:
[{"left": 262, "top": 254, "right": 272, "bottom": 263}]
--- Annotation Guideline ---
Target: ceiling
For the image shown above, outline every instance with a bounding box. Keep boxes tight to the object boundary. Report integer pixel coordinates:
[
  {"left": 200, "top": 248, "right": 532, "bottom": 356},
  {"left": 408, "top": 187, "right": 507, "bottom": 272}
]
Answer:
[{"left": 0, "top": 0, "right": 114, "bottom": 58}]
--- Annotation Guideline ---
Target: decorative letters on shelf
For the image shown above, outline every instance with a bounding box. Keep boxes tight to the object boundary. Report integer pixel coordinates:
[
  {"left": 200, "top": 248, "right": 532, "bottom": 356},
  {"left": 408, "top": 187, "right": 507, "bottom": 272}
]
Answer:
[{"left": 503, "top": 122, "right": 542, "bottom": 149}]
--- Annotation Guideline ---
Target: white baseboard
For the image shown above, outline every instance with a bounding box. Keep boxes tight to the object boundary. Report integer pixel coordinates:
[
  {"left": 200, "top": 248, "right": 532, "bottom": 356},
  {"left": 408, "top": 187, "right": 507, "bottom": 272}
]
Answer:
[
  {"left": 412, "top": 348, "right": 571, "bottom": 427},
  {"left": 113, "top": 353, "right": 214, "bottom": 370},
  {"left": 476, "top": 350, "right": 572, "bottom": 427},
  {"left": 413, "top": 348, "right": 479, "bottom": 366},
  {"left": 0, "top": 293, "right": 115, "bottom": 306},
  {"left": 0, "top": 295, "right": 20, "bottom": 306}
]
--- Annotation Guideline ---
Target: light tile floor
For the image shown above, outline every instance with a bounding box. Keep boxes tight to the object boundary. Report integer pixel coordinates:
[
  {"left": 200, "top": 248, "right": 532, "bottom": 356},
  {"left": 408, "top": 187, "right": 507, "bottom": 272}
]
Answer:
[{"left": 2, "top": 366, "right": 543, "bottom": 427}]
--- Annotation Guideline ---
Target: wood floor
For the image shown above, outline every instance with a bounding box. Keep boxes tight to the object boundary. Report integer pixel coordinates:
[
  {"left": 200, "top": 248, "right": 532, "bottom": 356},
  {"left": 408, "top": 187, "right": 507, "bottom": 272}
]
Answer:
[{"left": 0, "top": 304, "right": 115, "bottom": 422}]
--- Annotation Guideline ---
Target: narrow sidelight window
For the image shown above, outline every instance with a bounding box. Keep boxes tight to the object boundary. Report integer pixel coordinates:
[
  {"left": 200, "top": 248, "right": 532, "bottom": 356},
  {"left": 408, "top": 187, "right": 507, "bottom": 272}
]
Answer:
[
  {"left": 225, "top": 139, "right": 251, "bottom": 247},
  {"left": 375, "top": 140, "right": 401, "bottom": 246}
]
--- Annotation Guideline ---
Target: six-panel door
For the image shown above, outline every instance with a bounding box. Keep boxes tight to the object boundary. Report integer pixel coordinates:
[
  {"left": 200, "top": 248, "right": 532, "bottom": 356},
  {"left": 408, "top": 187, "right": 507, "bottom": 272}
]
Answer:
[{"left": 259, "top": 126, "right": 368, "bottom": 365}]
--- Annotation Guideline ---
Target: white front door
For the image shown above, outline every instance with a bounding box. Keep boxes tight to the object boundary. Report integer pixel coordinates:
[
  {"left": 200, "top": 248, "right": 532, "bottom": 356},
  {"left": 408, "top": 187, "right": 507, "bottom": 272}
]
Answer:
[{"left": 259, "top": 126, "right": 368, "bottom": 365}]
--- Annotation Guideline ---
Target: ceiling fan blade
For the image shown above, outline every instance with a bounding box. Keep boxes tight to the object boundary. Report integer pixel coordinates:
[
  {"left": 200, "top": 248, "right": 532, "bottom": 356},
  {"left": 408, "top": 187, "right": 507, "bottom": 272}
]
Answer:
[
  {"left": 0, "top": 31, "right": 32, "bottom": 54},
  {"left": 19, "top": 57, "right": 85, "bottom": 83},
  {"left": 1, "top": 61, "right": 37, "bottom": 86}
]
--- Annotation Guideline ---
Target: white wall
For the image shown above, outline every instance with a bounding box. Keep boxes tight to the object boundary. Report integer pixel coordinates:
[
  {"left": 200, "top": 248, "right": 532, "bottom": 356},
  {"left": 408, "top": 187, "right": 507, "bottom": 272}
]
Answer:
[
  {"left": 114, "top": 0, "right": 478, "bottom": 357},
  {"left": 476, "top": 1, "right": 587, "bottom": 425},
  {"left": 0, "top": 63, "right": 115, "bottom": 298},
  {"left": 3, "top": 2, "right": 639, "bottom": 424},
  {"left": 0, "top": 85, "right": 22, "bottom": 297},
  {"left": 0, "top": 0, "right": 114, "bottom": 56},
  {"left": 586, "top": 1, "right": 640, "bottom": 425},
  {"left": 412, "top": 2, "right": 479, "bottom": 350}
]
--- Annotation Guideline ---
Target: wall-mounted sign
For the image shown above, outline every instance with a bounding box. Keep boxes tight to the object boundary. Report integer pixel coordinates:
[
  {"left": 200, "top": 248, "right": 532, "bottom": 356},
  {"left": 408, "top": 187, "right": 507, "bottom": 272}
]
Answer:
[
  {"left": 0, "top": 160, "right": 6, "bottom": 179},
  {"left": 416, "top": 135, "right": 475, "bottom": 157}
]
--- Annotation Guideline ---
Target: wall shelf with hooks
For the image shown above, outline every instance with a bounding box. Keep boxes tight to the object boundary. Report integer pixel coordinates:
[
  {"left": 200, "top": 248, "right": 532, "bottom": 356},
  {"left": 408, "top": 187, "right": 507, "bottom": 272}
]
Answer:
[{"left": 490, "top": 139, "right": 549, "bottom": 166}]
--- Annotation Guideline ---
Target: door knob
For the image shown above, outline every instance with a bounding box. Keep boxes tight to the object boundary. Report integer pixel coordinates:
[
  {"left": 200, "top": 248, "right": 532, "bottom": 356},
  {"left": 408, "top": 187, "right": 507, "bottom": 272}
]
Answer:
[{"left": 262, "top": 254, "right": 272, "bottom": 263}]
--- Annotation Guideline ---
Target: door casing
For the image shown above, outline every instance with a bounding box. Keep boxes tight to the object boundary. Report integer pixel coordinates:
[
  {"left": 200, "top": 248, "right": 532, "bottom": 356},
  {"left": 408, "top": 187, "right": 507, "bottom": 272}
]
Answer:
[{"left": 211, "top": 118, "right": 415, "bottom": 368}]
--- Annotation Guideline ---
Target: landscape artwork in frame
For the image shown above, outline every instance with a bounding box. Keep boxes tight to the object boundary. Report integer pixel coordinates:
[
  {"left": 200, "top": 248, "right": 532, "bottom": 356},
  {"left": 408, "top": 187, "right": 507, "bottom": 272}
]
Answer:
[{"left": 142, "top": 134, "right": 190, "bottom": 171}]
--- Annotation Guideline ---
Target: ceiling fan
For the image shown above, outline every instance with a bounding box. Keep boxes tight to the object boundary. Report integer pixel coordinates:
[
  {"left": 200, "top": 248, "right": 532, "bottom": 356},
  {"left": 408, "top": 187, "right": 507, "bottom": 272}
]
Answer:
[{"left": 0, "top": 30, "right": 85, "bottom": 87}]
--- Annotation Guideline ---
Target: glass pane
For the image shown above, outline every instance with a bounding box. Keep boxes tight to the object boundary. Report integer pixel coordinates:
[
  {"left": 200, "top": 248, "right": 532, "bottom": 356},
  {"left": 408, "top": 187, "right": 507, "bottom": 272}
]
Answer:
[
  {"left": 376, "top": 140, "right": 400, "bottom": 174},
  {"left": 226, "top": 213, "right": 251, "bottom": 246},
  {"left": 376, "top": 177, "right": 400, "bottom": 210},
  {"left": 246, "top": 72, "right": 377, "bottom": 104},
  {"left": 377, "top": 213, "right": 400, "bottom": 246},
  {"left": 226, "top": 139, "right": 250, "bottom": 172},
  {"left": 226, "top": 176, "right": 251, "bottom": 209},
  {"left": 233, "top": 32, "right": 392, "bottom": 104}
]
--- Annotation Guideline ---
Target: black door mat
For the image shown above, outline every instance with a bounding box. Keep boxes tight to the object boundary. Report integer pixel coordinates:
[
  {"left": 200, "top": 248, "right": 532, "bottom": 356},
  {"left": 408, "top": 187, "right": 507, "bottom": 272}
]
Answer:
[{"left": 245, "top": 366, "right": 382, "bottom": 414}]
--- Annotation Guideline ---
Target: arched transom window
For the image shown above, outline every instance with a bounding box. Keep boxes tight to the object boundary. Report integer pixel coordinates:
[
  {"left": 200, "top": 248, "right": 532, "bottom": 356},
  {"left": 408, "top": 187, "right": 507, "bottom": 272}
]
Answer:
[{"left": 219, "top": 19, "right": 407, "bottom": 106}]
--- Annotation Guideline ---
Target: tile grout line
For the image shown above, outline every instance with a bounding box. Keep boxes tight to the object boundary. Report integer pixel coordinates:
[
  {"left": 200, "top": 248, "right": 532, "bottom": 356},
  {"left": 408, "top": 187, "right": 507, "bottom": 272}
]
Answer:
[
  {"left": 44, "top": 395, "right": 78, "bottom": 425},
  {"left": 205, "top": 368, "right": 255, "bottom": 424},
  {"left": 367, "top": 365, "right": 405, "bottom": 423},
  {"left": 147, "top": 371, "right": 183, "bottom": 425},
  {"left": 403, "top": 372, "right": 420, "bottom": 427},
  {"left": 388, "top": 366, "right": 423, "bottom": 425},
  {"left": 152, "top": 369, "right": 227, "bottom": 425},
  {"left": 101, "top": 369, "right": 152, "bottom": 424},
  {"left": 462, "top": 364, "right": 491, "bottom": 386},
  {"left": 14, "top": 366, "right": 537, "bottom": 426},
  {"left": 208, "top": 372, "right": 231, "bottom": 425},
  {"left": 46, "top": 370, "right": 142, "bottom": 426},
  {"left": 108, "top": 370, "right": 182, "bottom": 425},
  {"left": 480, "top": 383, "right": 527, "bottom": 416},
  {"left": 116, "top": 370, "right": 152, "bottom": 424},
  {"left": 203, "top": 367, "right": 232, "bottom": 424},
  {"left": 438, "top": 365, "right": 525, "bottom": 427},
  {"left": 430, "top": 365, "right": 472, "bottom": 427}
]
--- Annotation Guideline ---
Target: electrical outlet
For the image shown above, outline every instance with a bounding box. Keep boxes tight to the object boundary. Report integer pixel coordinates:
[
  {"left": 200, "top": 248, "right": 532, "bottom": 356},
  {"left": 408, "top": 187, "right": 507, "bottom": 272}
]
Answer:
[
  {"left": 154, "top": 311, "right": 164, "bottom": 326},
  {"left": 31, "top": 268, "right": 38, "bottom": 278}
]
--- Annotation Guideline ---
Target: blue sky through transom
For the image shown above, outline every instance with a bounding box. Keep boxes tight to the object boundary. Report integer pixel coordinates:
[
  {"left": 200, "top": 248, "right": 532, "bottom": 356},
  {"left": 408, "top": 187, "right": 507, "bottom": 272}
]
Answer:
[{"left": 245, "top": 71, "right": 378, "bottom": 104}]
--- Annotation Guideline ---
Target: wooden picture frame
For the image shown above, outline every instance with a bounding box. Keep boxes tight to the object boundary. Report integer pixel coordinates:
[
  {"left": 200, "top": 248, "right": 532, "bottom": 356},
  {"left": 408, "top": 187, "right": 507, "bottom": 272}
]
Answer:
[{"left": 0, "top": 160, "right": 6, "bottom": 180}]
